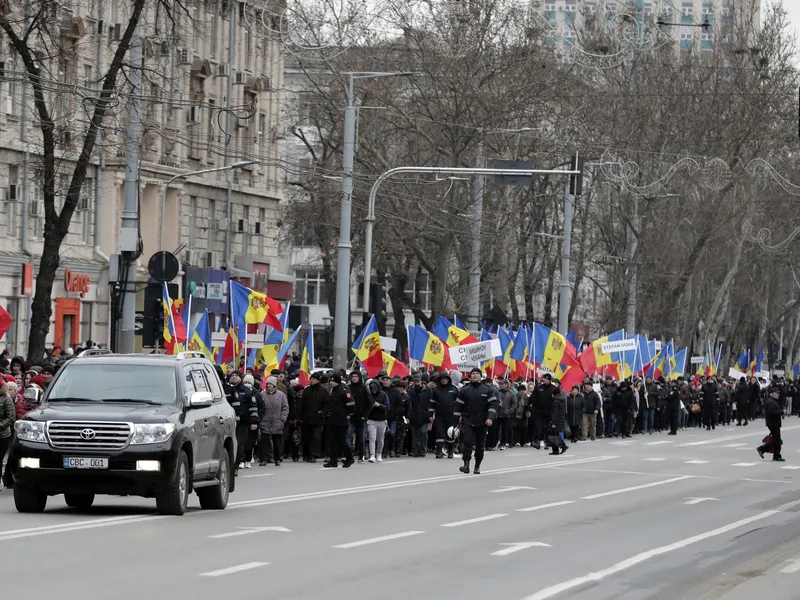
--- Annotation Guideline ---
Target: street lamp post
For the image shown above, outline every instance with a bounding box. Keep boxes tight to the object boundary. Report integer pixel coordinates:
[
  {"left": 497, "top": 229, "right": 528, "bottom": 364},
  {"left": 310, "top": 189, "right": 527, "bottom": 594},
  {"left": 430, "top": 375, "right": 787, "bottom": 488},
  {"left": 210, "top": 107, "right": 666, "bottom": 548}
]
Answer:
[
  {"left": 158, "top": 160, "right": 257, "bottom": 252},
  {"left": 332, "top": 71, "right": 419, "bottom": 369}
]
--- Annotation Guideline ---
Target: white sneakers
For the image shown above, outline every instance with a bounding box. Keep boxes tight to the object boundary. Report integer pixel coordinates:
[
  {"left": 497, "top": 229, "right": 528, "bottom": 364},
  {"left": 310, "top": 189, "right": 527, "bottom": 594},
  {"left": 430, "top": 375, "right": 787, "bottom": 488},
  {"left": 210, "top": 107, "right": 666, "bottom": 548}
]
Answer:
[
  {"left": 377, "top": 456, "right": 383, "bottom": 462},
  {"left": 238, "top": 462, "right": 245, "bottom": 470},
  {"left": 368, "top": 457, "right": 375, "bottom": 463}
]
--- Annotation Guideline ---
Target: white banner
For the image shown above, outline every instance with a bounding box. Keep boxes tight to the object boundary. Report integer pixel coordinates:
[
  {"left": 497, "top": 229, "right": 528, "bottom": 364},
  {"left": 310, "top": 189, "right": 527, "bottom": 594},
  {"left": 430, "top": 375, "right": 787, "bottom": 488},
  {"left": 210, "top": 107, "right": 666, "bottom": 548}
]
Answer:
[
  {"left": 245, "top": 333, "right": 264, "bottom": 348},
  {"left": 755, "top": 370, "right": 770, "bottom": 380},
  {"left": 654, "top": 341, "right": 662, "bottom": 351},
  {"left": 690, "top": 356, "right": 705, "bottom": 364},
  {"left": 728, "top": 368, "right": 747, "bottom": 380},
  {"left": 448, "top": 339, "right": 502, "bottom": 370},
  {"left": 379, "top": 336, "right": 397, "bottom": 352},
  {"left": 773, "top": 369, "right": 785, "bottom": 377},
  {"left": 210, "top": 332, "right": 227, "bottom": 348},
  {"left": 600, "top": 339, "right": 637, "bottom": 354}
]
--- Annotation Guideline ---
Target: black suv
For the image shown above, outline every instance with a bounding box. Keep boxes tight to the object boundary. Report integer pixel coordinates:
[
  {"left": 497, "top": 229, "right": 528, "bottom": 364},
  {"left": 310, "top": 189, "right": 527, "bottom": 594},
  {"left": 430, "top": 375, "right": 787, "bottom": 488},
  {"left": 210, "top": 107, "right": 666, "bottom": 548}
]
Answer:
[{"left": 10, "top": 350, "right": 237, "bottom": 515}]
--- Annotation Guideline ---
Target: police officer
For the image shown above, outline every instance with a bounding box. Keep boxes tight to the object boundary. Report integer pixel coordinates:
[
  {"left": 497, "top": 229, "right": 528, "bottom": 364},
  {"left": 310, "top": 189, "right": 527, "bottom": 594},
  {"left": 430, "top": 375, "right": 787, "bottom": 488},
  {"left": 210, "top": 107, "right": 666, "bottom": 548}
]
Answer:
[
  {"left": 455, "top": 368, "right": 499, "bottom": 475},
  {"left": 428, "top": 371, "right": 459, "bottom": 459},
  {"left": 324, "top": 370, "right": 355, "bottom": 468}
]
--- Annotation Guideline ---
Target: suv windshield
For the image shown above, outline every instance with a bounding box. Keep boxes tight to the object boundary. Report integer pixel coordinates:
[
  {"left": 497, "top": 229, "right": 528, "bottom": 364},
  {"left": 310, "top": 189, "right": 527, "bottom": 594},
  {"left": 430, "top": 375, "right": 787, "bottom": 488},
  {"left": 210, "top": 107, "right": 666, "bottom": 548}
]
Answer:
[{"left": 47, "top": 364, "right": 178, "bottom": 405}]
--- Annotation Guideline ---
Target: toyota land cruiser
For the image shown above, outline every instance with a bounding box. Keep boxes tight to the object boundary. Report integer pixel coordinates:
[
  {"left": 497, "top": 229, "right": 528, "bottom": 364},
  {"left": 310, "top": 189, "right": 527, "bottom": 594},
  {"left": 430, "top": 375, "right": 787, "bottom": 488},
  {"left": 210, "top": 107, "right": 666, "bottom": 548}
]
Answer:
[{"left": 10, "top": 350, "right": 237, "bottom": 515}]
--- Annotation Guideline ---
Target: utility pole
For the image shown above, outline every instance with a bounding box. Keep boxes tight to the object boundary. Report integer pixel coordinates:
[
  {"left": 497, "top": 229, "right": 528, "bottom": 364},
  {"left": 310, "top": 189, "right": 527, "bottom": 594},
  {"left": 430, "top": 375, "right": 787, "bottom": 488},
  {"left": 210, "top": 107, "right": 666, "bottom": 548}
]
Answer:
[
  {"left": 118, "top": 32, "right": 142, "bottom": 353},
  {"left": 558, "top": 152, "right": 582, "bottom": 336},
  {"left": 625, "top": 187, "right": 638, "bottom": 334},
  {"left": 467, "top": 147, "right": 484, "bottom": 333},
  {"left": 332, "top": 75, "right": 355, "bottom": 369},
  {"left": 223, "top": 1, "right": 236, "bottom": 267}
]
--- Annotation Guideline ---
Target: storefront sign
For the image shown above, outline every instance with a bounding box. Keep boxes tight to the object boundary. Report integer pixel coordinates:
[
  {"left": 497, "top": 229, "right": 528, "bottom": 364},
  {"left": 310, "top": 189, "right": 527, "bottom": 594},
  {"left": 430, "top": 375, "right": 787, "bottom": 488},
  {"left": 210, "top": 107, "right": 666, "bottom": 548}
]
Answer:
[
  {"left": 64, "top": 267, "right": 90, "bottom": 298},
  {"left": 206, "top": 282, "right": 223, "bottom": 300}
]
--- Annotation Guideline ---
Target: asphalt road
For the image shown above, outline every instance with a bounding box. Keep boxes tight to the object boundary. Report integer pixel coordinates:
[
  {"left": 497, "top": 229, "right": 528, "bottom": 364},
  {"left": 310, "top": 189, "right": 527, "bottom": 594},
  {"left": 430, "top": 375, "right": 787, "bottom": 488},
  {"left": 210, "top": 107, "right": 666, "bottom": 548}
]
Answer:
[{"left": 3, "top": 422, "right": 800, "bottom": 600}]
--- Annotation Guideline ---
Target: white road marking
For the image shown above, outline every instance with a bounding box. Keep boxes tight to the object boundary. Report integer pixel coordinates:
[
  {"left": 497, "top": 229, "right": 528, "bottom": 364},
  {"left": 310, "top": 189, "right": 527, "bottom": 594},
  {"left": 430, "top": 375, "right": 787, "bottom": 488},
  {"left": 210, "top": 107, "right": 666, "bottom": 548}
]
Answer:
[
  {"left": 679, "top": 425, "right": 800, "bottom": 447},
  {"left": 581, "top": 476, "right": 693, "bottom": 500},
  {"left": 517, "top": 501, "right": 575, "bottom": 512},
  {"left": 731, "top": 463, "right": 758, "bottom": 467},
  {"left": 519, "top": 510, "right": 782, "bottom": 600},
  {"left": 643, "top": 458, "right": 667, "bottom": 462},
  {"left": 507, "top": 453, "right": 528, "bottom": 457},
  {"left": 238, "top": 473, "right": 274, "bottom": 478},
  {"left": 610, "top": 440, "right": 636, "bottom": 446},
  {"left": 208, "top": 526, "right": 292, "bottom": 539},
  {"left": 741, "top": 478, "right": 797, "bottom": 484},
  {"left": 333, "top": 531, "right": 424, "bottom": 549},
  {"left": 782, "top": 466, "right": 800, "bottom": 470},
  {"left": 199, "top": 562, "right": 269, "bottom": 577},
  {"left": 684, "top": 497, "right": 718, "bottom": 505},
  {"left": 684, "top": 460, "right": 710, "bottom": 464},
  {"left": 781, "top": 558, "right": 800, "bottom": 574},
  {"left": 492, "top": 542, "right": 551, "bottom": 556},
  {"left": 723, "top": 443, "right": 748, "bottom": 448},
  {"left": 491, "top": 486, "right": 537, "bottom": 493},
  {"left": 0, "top": 455, "right": 617, "bottom": 543},
  {"left": 644, "top": 441, "right": 673, "bottom": 446},
  {"left": 442, "top": 513, "right": 508, "bottom": 528},
  {"left": 726, "top": 428, "right": 736, "bottom": 431}
]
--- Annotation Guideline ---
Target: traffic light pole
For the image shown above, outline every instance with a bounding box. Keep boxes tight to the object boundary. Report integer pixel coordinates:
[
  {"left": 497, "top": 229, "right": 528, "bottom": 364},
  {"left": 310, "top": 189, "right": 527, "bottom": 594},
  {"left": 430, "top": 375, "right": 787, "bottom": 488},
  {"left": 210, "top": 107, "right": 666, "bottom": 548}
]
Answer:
[{"left": 362, "top": 163, "right": 583, "bottom": 326}]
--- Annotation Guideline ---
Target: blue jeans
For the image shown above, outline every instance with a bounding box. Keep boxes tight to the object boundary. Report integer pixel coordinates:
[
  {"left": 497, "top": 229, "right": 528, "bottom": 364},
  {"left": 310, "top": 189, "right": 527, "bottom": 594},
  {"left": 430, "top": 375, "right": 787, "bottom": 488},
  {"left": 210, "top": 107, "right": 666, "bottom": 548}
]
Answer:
[{"left": 642, "top": 407, "right": 655, "bottom": 432}]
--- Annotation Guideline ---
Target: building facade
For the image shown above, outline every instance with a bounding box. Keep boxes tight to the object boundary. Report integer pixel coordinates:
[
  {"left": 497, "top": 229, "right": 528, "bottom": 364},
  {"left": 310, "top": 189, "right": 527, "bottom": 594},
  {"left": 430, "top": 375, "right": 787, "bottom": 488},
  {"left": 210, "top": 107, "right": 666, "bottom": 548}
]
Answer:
[{"left": 0, "top": 0, "right": 289, "bottom": 356}]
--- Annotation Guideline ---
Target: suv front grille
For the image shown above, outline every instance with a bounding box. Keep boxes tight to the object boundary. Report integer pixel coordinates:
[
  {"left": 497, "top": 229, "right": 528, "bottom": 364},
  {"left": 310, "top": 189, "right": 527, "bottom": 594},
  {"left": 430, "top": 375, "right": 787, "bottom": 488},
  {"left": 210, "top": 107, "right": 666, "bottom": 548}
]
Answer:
[{"left": 46, "top": 421, "right": 133, "bottom": 450}]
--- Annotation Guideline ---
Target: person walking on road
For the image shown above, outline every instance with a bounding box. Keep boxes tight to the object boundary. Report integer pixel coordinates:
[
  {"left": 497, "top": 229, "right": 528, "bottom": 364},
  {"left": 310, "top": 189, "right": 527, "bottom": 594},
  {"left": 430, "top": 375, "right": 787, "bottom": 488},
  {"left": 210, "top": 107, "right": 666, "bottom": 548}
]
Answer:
[
  {"left": 299, "top": 372, "right": 328, "bottom": 463},
  {"left": 260, "top": 376, "right": 289, "bottom": 466},
  {"left": 548, "top": 380, "right": 569, "bottom": 455},
  {"left": 429, "top": 371, "right": 459, "bottom": 459},
  {"left": 582, "top": 382, "right": 600, "bottom": 441},
  {"left": 365, "top": 379, "right": 389, "bottom": 462},
  {"left": 323, "top": 371, "right": 355, "bottom": 469},
  {"left": 757, "top": 388, "right": 785, "bottom": 462},
  {"left": 0, "top": 381, "right": 15, "bottom": 491},
  {"left": 456, "top": 368, "right": 499, "bottom": 475}
]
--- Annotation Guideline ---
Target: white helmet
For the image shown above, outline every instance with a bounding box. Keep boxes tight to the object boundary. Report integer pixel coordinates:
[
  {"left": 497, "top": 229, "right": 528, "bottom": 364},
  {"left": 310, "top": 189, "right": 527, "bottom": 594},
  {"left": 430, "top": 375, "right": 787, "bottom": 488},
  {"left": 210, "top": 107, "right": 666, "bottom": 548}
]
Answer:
[{"left": 446, "top": 425, "right": 460, "bottom": 442}]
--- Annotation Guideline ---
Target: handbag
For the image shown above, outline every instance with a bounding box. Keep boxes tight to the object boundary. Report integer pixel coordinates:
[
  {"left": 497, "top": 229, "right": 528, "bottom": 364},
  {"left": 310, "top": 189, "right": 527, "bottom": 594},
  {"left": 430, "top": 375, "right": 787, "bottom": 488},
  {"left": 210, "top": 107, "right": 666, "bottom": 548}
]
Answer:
[{"left": 762, "top": 435, "right": 775, "bottom": 453}]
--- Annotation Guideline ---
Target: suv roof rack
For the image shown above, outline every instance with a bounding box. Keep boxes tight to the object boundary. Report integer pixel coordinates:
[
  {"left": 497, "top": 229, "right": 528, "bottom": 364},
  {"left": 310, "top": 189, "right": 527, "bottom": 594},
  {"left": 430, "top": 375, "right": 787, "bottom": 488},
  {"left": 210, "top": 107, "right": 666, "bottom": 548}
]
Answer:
[
  {"left": 77, "top": 348, "right": 114, "bottom": 358},
  {"left": 175, "top": 351, "right": 207, "bottom": 360}
]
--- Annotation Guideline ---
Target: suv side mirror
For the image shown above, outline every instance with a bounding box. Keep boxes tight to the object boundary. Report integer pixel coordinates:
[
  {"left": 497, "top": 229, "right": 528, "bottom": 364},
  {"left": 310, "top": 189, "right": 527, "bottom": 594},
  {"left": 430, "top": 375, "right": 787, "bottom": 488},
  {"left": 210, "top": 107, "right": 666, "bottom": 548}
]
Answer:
[{"left": 186, "top": 390, "right": 213, "bottom": 409}]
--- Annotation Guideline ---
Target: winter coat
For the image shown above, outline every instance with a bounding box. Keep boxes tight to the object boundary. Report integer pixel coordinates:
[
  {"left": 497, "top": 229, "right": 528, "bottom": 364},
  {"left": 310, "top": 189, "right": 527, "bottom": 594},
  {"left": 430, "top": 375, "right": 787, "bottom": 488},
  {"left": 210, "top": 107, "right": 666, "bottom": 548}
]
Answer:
[
  {"left": 407, "top": 386, "right": 429, "bottom": 427},
  {"left": 514, "top": 394, "right": 530, "bottom": 421},
  {"left": 549, "top": 390, "right": 567, "bottom": 432},
  {"left": 535, "top": 382, "right": 556, "bottom": 417},
  {"left": 565, "top": 393, "right": 585, "bottom": 427},
  {"left": 327, "top": 383, "right": 355, "bottom": 427},
  {"left": 260, "top": 389, "right": 289, "bottom": 435},
  {"left": 299, "top": 382, "right": 329, "bottom": 425},
  {"left": 584, "top": 390, "right": 601, "bottom": 414},
  {"left": 497, "top": 389, "right": 518, "bottom": 419},
  {"left": 764, "top": 396, "right": 783, "bottom": 429},
  {"left": 735, "top": 382, "right": 750, "bottom": 406},
  {"left": 0, "top": 392, "right": 14, "bottom": 438},
  {"left": 640, "top": 382, "right": 659, "bottom": 410},
  {"left": 349, "top": 380, "right": 371, "bottom": 421},
  {"left": 238, "top": 387, "right": 266, "bottom": 427},
  {"left": 384, "top": 385, "right": 401, "bottom": 422},
  {"left": 428, "top": 382, "right": 459, "bottom": 417},
  {"left": 14, "top": 398, "right": 35, "bottom": 420},
  {"left": 749, "top": 383, "right": 762, "bottom": 406},
  {"left": 701, "top": 383, "right": 718, "bottom": 408},
  {"left": 455, "top": 381, "right": 499, "bottom": 427},
  {"left": 614, "top": 386, "right": 637, "bottom": 413},
  {"left": 365, "top": 388, "right": 390, "bottom": 421}
]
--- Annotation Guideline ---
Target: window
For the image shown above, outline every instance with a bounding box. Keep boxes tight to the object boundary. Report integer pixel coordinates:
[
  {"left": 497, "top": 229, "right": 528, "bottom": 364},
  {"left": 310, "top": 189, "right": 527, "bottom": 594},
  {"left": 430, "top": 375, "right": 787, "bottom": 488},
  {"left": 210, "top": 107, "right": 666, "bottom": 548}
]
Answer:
[
  {"left": 31, "top": 182, "right": 43, "bottom": 240},
  {"left": 183, "top": 366, "right": 196, "bottom": 394},
  {"left": 80, "top": 301, "right": 92, "bottom": 344},
  {"left": 209, "top": 5, "right": 218, "bottom": 57},
  {"left": 258, "top": 113, "right": 267, "bottom": 160},
  {"left": 189, "top": 196, "right": 197, "bottom": 248},
  {"left": 81, "top": 177, "right": 93, "bottom": 244},
  {"left": 404, "top": 271, "right": 433, "bottom": 312},
  {"left": 202, "top": 363, "right": 223, "bottom": 400},
  {"left": 49, "top": 364, "right": 179, "bottom": 405},
  {"left": 292, "top": 228, "right": 314, "bottom": 247},
  {"left": 294, "top": 269, "right": 327, "bottom": 305},
  {"left": 190, "top": 368, "right": 210, "bottom": 393},
  {"left": 258, "top": 206, "right": 265, "bottom": 255},
  {"left": 7, "top": 164, "right": 17, "bottom": 236}
]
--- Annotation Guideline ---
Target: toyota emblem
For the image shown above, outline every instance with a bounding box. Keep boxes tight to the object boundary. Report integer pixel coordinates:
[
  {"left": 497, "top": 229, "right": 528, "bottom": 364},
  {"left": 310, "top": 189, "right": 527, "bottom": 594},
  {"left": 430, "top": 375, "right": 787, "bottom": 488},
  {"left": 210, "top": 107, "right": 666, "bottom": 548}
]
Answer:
[{"left": 80, "top": 428, "right": 96, "bottom": 440}]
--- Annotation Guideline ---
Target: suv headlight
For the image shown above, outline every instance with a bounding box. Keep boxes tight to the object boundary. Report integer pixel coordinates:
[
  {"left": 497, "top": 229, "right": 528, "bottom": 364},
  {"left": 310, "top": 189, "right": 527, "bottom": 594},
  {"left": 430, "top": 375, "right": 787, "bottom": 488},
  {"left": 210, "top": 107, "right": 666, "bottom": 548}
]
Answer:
[
  {"left": 131, "top": 423, "right": 175, "bottom": 445},
  {"left": 15, "top": 420, "right": 46, "bottom": 443}
]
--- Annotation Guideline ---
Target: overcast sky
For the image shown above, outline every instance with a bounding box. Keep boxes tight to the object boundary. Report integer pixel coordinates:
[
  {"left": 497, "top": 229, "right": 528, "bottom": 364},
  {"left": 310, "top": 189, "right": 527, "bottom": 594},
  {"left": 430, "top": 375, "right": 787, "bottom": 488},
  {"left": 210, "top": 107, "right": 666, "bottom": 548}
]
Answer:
[{"left": 783, "top": 0, "right": 800, "bottom": 42}]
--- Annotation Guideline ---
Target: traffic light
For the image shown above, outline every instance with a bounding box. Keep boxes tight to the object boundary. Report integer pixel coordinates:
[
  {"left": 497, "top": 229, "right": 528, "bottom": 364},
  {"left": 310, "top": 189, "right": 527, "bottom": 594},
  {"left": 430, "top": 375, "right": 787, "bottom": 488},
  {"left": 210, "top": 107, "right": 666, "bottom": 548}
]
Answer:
[
  {"left": 569, "top": 152, "right": 585, "bottom": 196},
  {"left": 369, "top": 282, "right": 387, "bottom": 322},
  {"left": 142, "top": 284, "right": 164, "bottom": 348}
]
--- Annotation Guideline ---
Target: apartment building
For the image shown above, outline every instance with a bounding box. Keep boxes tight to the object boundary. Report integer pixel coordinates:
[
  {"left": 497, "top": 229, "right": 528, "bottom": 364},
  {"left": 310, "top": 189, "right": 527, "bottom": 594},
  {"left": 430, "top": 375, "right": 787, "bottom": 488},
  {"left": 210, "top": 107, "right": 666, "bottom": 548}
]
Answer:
[{"left": 0, "top": 0, "right": 290, "bottom": 355}]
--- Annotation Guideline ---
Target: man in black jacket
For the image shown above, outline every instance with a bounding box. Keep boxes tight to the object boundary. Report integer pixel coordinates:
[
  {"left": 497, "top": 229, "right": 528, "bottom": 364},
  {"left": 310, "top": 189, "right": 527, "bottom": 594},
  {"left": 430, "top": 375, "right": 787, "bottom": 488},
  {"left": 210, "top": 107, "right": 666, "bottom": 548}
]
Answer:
[
  {"left": 534, "top": 374, "right": 556, "bottom": 449},
  {"left": 299, "top": 372, "right": 328, "bottom": 462},
  {"left": 735, "top": 377, "right": 750, "bottom": 426},
  {"left": 582, "top": 382, "right": 601, "bottom": 441},
  {"left": 456, "top": 368, "right": 499, "bottom": 475},
  {"left": 757, "top": 389, "right": 785, "bottom": 461},
  {"left": 324, "top": 371, "right": 355, "bottom": 468},
  {"left": 407, "top": 376, "right": 429, "bottom": 457},
  {"left": 614, "top": 381, "right": 636, "bottom": 438},
  {"left": 379, "top": 372, "right": 401, "bottom": 458},
  {"left": 348, "top": 371, "right": 370, "bottom": 462},
  {"left": 701, "top": 377, "right": 718, "bottom": 430},
  {"left": 394, "top": 378, "right": 410, "bottom": 456},
  {"left": 429, "top": 372, "right": 459, "bottom": 458},
  {"left": 666, "top": 380, "right": 682, "bottom": 435}
]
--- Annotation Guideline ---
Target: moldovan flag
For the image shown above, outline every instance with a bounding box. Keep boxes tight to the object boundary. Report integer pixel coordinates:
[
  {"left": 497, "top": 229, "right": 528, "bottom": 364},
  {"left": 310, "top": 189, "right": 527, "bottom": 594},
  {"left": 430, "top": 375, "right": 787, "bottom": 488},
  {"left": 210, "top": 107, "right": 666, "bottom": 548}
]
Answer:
[
  {"left": 298, "top": 324, "right": 315, "bottom": 387},
  {"left": 351, "top": 315, "right": 383, "bottom": 377},
  {"left": 433, "top": 316, "right": 478, "bottom": 347},
  {"left": 187, "top": 310, "right": 213, "bottom": 361},
  {"left": 579, "top": 329, "right": 624, "bottom": 378},
  {"left": 230, "top": 280, "right": 284, "bottom": 332},
  {"left": 162, "top": 283, "right": 187, "bottom": 354},
  {"left": 408, "top": 325, "right": 447, "bottom": 368},
  {"left": 533, "top": 323, "right": 580, "bottom": 374},
  {"left": 381, "top": 351, "right": 410, "bottom": 378},
  {"left": 261, "top": 302, "right": 290, "bottom": 368}
]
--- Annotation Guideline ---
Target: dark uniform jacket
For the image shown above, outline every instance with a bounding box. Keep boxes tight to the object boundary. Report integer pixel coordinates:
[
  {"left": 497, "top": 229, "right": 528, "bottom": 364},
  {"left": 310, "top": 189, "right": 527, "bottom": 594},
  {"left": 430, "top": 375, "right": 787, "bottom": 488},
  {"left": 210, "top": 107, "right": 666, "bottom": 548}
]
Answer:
[
  {"left": 454, "top": 381, "right": 499, "bottom": 427},
  {"left": 299, "top": 382, "right": 329, "bottom": 425},
  {"left": 327, "top": 383, "right": 355, "bottom": 427},
  {"left": 428, "top": 382, "right": 459, "bottom": 418},
  {"left": 407, "top": 385, "right": 429, "bottom": 427}
]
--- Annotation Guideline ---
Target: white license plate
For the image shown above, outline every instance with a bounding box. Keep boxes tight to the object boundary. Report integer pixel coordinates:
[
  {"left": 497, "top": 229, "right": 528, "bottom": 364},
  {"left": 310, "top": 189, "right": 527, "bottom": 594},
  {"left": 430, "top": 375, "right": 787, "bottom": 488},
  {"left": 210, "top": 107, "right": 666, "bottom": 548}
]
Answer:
[{"left": 63, "top": 457, "right": 109, "bottom": 469}]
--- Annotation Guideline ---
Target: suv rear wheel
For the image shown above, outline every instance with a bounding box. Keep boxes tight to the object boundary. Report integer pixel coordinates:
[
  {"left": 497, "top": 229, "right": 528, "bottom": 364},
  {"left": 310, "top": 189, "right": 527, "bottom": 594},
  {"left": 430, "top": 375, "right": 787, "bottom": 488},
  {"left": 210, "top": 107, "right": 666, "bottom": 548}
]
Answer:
[
  {"left": 156, "top": 450, "right": 189, "bottom": 516},
  {"left": 198, "top": 447, "right": 231, "bottom": 510},
  {"left": 14, "top": 486, "right": 47, "bottom": 513},
  {"left": 64, "top": 493, "right": 95, "bottom": 509}
]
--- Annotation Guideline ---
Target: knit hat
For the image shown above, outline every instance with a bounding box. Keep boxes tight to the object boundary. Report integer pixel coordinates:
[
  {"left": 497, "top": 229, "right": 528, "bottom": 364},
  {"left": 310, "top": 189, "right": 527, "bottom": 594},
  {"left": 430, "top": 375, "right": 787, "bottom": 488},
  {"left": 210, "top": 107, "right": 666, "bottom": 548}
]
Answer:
[
  {"left": 332, "top": 371, "right": 343, "bottom": 384},
  {"left": 270, "top": 369, "right": 282, "bottom": 376},
  {"left": 265, "top": 376, "right": 278, "bottom": 387},
  {"left": 243, "top": 374, "right": 255, "bottom": 386},
  {"left": 4, "top": 374, "right": 14, "bottom": 383},
  {"left": 470, "top": 367, "right": 482, "bottom": 375},
  {"left": 30, "top": 374, "right": 45, "bottom": 388}
]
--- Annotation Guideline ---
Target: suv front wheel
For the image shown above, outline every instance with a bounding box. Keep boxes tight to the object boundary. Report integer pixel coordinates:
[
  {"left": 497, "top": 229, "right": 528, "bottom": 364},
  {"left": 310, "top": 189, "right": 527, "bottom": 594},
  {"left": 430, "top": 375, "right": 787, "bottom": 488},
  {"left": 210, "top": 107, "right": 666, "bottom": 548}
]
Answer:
[
  {"left": 156, "top": 450, "right": 189, "bottom": 516},
  {"left": 198, "top": 447, "right": 231, "bottom": 510},
  {"left": 14, "top": 486, "right": 48, "bottom": 513}
]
